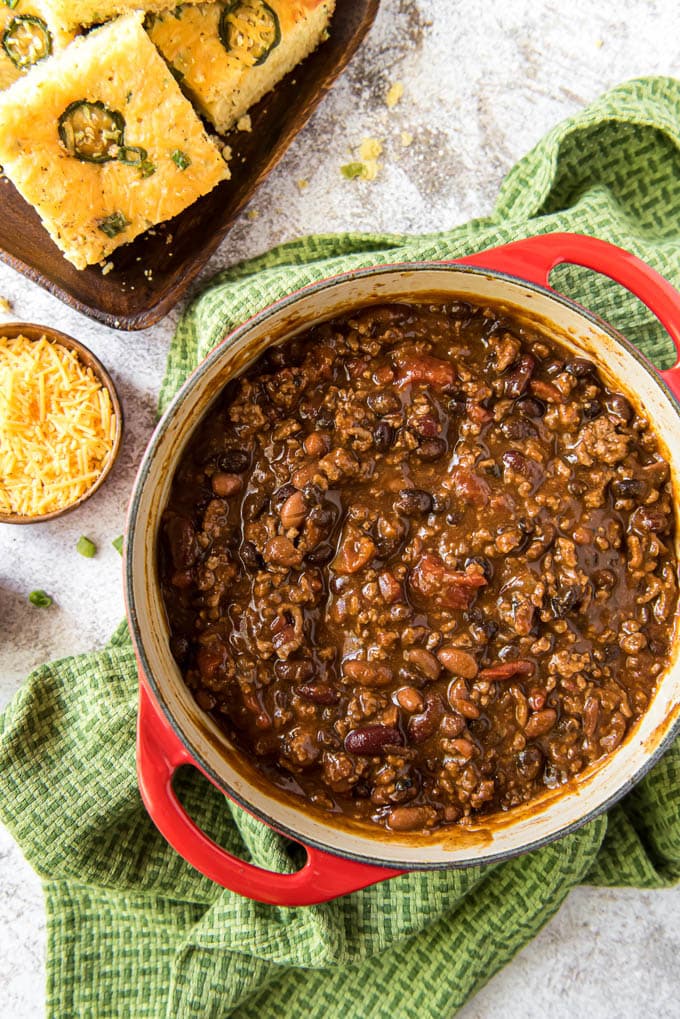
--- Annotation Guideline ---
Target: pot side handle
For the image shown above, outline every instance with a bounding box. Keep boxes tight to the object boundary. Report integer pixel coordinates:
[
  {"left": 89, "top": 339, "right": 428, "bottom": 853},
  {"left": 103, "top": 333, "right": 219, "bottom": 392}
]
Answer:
[
  {"left": 136, "top": 684, "right": 403, "bottom": 906},
  {"left": 454, "top": 232, "right": 680, "bottom": 400}
]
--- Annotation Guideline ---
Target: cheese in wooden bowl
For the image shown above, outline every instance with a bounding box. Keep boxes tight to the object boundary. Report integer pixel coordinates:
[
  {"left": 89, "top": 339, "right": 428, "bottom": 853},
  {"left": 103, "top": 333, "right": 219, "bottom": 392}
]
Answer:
[{"left": 0, "top": 323, "right": 122, "bottom": 522}]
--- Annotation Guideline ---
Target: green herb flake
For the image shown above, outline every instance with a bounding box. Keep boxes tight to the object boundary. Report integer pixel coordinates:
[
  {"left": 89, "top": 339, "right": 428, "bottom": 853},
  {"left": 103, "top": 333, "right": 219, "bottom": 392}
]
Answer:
[
  {"left": 97, "top": 212, "right": 129, "bottom": 238},
  {"left": 76, "top": 535, "right": 97, "bottom": 558},
  {"left": 171, "top": 149, "right": 191, "bottom": 171},
  {"left": 340, "top": 161, "right": 365, "bottom": 180},
  {"left": 29, "top": 589, "right": 52, "bottom": 607},
  {"left": 139, "top": 159, "right": 156, "bottom": 178},
  {"left": 2, "top": 0, "right": 20, "bottom": 9},
  {"left": 112, "top": 535, "right": 123, "bottom": 555}
]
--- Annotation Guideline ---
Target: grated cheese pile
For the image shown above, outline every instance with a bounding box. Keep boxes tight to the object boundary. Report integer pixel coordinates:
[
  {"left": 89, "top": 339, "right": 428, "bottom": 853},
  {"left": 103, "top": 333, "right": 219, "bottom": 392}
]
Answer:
[{"left": 0, "top": 334, "right": 116, "bottom": 517}]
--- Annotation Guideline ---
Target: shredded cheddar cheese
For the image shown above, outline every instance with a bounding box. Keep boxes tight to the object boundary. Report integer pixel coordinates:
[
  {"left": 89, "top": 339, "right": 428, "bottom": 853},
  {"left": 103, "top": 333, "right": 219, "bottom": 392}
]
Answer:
[{"left": 0, "top": 334, "right": 116, "bottom": 517}]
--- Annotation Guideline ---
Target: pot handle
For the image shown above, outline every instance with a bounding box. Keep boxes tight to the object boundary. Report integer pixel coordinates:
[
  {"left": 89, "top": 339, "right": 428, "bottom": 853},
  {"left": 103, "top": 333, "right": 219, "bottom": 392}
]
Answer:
[
  {"left": 455, "top": 232, "right": 680, "bottom": 400},
  {"left": 137, "top": 684, "right": 404, "bottom": 906}
]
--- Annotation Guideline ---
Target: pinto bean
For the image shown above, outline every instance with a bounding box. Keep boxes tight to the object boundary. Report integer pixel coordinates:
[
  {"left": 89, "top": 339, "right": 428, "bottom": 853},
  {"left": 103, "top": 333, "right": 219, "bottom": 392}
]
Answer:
[
  {"left": 211, "top": 472, "right": 243, "bottom": 497},
  {"left": 404, "top": 647, "right": 441, "bottom": 681},
  {"left": 279, "top": 491, "right": 308, "bottom": 529},
  {"left": 345, "top": 725, "right": 404, "bottom": 755},
  {"left": 343, "top": 660, "right": 393, "bottom": 686},
  {"left": 524, "top": 709, "right": 557, "bottom": 739},
  {"left": 437, "top": 647, "right": 478, "bottom": 679},
  {"left": 448, "top": 738, "right": 476, "bottom": 759},
  {"left": 396, "top": 686, "right": 425, "bottom": 712},
  {"left": 387, "top": 805, "right": 436, "bottom": 831},
  {"left": 395, "top": 489, "right": 433, "bottom": 516}
]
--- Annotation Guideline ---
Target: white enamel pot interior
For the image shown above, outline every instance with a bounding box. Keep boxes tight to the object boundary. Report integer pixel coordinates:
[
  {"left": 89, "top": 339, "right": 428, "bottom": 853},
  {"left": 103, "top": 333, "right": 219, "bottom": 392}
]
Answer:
[{"left": 127, "top": 258, "right": 680, "bottom": 873}]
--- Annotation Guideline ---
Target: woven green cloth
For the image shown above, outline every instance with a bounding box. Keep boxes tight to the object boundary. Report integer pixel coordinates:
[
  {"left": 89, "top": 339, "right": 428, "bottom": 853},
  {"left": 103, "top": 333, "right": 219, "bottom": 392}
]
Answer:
[{"left": 2, "top": 76, "right": 680, "bottom": 1019}]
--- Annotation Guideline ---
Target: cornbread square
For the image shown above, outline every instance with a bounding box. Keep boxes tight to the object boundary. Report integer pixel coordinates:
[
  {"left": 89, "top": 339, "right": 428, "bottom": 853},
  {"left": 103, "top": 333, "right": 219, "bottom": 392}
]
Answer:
[
  {"left": 41, "top": 0, "right": 203, "bottom": 33},
  {"left": 0, "top": 13, "right": 229, "bottom": 269},
  {"left": 147, "top": 0, "right": 335, "bottom": 135},
  {"left": 0, "top": 0, "right": 74, "bottom": 91}
]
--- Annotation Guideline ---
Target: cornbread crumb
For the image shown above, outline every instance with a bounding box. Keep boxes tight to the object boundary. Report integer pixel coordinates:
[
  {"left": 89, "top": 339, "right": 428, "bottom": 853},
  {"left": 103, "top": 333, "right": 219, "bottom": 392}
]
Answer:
[
  {"left": 247, "top": 209, "right": 260, "bottom": 220},
  {"left": 358, "top": 138, "right": 383, "bottom": 180},
  {"left": 101, "top": 261, "right": 114, "bottom": 276},
  {"left": 297, "top": 178, "right": 309, "bottom": 191},
  {"left": 386, "top": 81, "right": 404, "bottom": 108},
  {"left": 236, "top": 114, "right": 252, "bottom": 132},
  {"left": 595, "top": 38, "right": 604, "bottom": 48},
  {"left": 221, "top": 144, "right": 233, "bottom": 162},
  {"left": 400, "top": 130, "right": 413, "bottom": 147}
]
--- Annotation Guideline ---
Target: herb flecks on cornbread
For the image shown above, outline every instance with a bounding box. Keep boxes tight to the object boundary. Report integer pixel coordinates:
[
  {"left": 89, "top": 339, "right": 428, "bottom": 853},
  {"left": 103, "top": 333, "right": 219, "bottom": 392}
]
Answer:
[
  {"left": 147, "top": 0, "right": 335, "bottom": 135},
  {"left": 0, "top": 0, "right": 73, "bottom": 91},
  {"left": 0, "top": 14, "right": 229, "bottom": 269}
]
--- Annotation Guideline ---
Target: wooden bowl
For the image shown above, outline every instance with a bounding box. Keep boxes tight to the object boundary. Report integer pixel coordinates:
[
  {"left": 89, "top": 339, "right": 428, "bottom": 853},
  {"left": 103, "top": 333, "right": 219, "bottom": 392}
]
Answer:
[{"left": 0, "top": 322, "right": 123, "bottom": 524}]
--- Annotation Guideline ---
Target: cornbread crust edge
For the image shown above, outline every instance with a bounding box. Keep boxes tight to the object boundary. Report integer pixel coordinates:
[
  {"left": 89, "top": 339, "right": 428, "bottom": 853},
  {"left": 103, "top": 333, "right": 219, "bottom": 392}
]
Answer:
[
  {"left": 0, "top": 13, "right": 229, "bottom": 269},
  {"left": 148, "top": 0, "right": 336, "bottom": 135}
]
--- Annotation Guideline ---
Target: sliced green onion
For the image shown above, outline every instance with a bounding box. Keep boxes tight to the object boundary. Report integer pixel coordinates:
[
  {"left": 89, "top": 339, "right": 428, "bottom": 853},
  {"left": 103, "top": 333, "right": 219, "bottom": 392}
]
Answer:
[
  {"left": 28, "top": 589, "right": 52, "bottom": 607},
  {"left": 76, "top": 535, "right": 96, "bottom": 558},
  {"left": 341, "top": 162, "right": 365, "bottom": 180},
  {"left": 112, "top": 535, "right": 123, "bottom": 555},
  {"left": 171, "top": 149, "right": 191, "bottom": 170}
]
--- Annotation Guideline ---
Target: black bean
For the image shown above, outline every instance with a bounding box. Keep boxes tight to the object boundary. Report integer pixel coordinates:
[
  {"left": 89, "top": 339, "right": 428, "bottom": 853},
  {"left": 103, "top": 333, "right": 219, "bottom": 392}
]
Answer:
[
  {"left": 416, "top": 437, "right": 447, "bottom": 461},
  {"left": 517, "top": 745, "right": 544, "bottom": 780},
  {"left": 305, "top": 542, "right": 335, "bottom": 565},
  {"left": 611, "top": 478, "right": 646, "bottom": 500},
  {"left": 170, "top": 635, "right": 190, "bottom": 664},
  {"left": 582, "top": 400, "right": 603, "bottom": 420},
  {"left": 274, "top": 659, "right": 315, "bottom": 683},
  {"left": 566, "top": 357, "right": 598, "bottom": 378},
  {"left": 240, "top": 541, "right": 263, "bottom": 571},
  {"left": 218, "top": 448, "right": 250, "bottom": 473},
  {"left": 605, "top": 393, "right": 634, "bottom": 424},
  {"left": 544, "top": 360, "right": 564, "bottom": 377},
  {"left": 374, "top": 421, "right": 395, "bottom": 452},
  {"left": 503, "top": 354, "right": 535, "bottom": 398},
  {"left": 395, "top": 488, "right": 433, "bottom": 515},
  {"left": 550, "top": 586, "right": 583, "bottom": 619},
  {"left": 345, "top": 725, "right": 404, "bottom": 755},
  {"left": 271, "top": 483, "right": 297, "bottom": 510},
  {"left": 501, "top": 417, "right": 536, "bottom": 440},
  {"left": 367, "top": 391, "right": 400, "bottom": 416},
  {"left": 517, "top": 397, "right": 545, "bottom": 418}
]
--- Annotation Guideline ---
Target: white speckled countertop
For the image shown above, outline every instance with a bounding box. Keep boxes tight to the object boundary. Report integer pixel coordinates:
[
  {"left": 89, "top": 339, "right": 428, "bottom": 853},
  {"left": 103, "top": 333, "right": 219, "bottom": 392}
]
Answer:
[{"left": 1, "top": 1, "right": 679, "bottom": 1015}]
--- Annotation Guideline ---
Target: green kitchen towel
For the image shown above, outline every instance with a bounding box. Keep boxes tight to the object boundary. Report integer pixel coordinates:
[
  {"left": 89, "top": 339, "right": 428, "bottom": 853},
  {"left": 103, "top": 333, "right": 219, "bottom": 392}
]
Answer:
[{"left": 1, "top": 75, "right": 680, "bottom": 1019}]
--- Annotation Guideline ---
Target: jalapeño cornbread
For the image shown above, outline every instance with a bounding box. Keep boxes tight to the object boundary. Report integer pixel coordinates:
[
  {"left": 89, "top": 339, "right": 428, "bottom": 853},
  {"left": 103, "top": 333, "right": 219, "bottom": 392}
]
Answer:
[
  {"left": 0, "top": 0, "right": 73, "bottom": 91},
  {"left": 0, "top": 13, "right": 229, "bottom": 269},
  {"left": 147, "top": 0, "right": 335, "bottom": 135},
  {"left": 41, "top": 0, "right": 203, "bottom": 33}
]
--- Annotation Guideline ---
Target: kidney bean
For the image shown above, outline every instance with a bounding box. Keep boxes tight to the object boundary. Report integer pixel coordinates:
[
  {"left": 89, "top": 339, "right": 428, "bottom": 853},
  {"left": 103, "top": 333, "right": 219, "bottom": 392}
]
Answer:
[
  {"left": 448, "top": 697, "right": 480, "bottom": 720},
  {"left": 264, "top": 535, "right": 303, "bottom": 568},
  {"left": 306, "top": 542, "right": 335, "bottom": 566},
  {"left": 517, "top": 396, "right": 545, "bottom": 418},
  {"left": 407, "top": 693, "right": 444, "bottom": 744},
  {"left": 524, "top": 708, "right": 557, "bottom": 739},
  {"left": 297, "top": 683, "right": 340, "bottom": 705},
  {"left": 502, "top": 450, "right": 543, "bottom": 486},
  {"left": 164, "top": 514, "right": 198, "bottom": 571},
  {"left": 565, "top": 357, "right": 597, "bottom": 378},
  {"left": 395, "top": 488, "right": 433, "bottom": 516},
  {"left": 345, "top": 725, "right": 404, "bottom": 755},
  {"left": 378, "top": 571, "right": 403, "bottom": 604},
  {"left": 437, "top": 647, "right": 478, "bottom": 679},
  {"left": 479, "top": 660, "right": 535, "bottom": 681},
  {"left": 374, "top": 421, "right": 395, "bottom": 452},
  {"left": 218, "top": 448, "right": 250, "bottom": 473}
]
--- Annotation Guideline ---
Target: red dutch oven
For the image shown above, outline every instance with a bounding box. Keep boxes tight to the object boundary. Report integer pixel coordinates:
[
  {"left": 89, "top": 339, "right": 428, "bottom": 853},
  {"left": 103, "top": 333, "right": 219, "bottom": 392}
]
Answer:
[{"left": 125, "top": 233, "right": 680, "bottom": 906}]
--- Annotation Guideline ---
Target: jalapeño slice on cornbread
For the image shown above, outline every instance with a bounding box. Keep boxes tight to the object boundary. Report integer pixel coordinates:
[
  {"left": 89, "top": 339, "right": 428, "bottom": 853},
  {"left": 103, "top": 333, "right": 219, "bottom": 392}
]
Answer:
[
  {"left": 0, "top": 13, "right": 229, "bottom": 269},
  {"left": 0, "top": 0, "right": 73, "bottom": 91},
  {"left": 147, "top": 0, "right": 335, "bottom": 135}
]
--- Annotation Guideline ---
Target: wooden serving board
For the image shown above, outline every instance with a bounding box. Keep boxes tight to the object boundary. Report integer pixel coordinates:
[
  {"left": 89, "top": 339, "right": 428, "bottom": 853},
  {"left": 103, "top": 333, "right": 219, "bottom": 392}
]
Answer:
[{"left": 0, "top": 1, "right": 380, "bottom": 330}]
